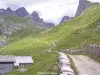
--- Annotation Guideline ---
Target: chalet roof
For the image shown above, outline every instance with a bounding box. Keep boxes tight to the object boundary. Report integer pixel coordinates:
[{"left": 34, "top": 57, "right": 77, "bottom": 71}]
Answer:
[
  {"left": 14, "top": 56, "right": 33, "bottom": 64},
  {"left": 0, "top": 55, "right": 33, "bottom": 66},
  {"left": 0, "top": 55, "right": 15, "bottom": 62}
]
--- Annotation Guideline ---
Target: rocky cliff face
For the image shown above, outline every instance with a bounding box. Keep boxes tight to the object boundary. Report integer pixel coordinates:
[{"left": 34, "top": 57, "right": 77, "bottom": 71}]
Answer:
[
  {"left": 75, "top": 0, "right": 99, "bottom": 17},
  {"left": 0, "top": 9, "right": 5, "bottom": 14},
  {"left": 75, "top": 0, "right": 89, "bottom": 17},
  {"left": 60, "top": 16, "right": 71, "bottom": 24},
  {"left": 31, "top": 11, "right": 55, "bottom": 27},
  {"left": 15, "top": 7, "right": 29, "bottom": 17},
  {"left": 4, "top": 8, "right": 15, "bottom": 15},
  {"left": 31, "top": 11, "right": 40, "bottom": 22}
]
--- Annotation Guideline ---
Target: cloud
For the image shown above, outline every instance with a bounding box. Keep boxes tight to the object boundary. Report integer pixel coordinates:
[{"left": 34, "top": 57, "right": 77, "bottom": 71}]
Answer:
[
  {"left": 6, "top": 4, "right": 20, "bottom": 10},
  {"left": 0, "top": 0, "right": 100, "bottom": 25},
  {"left": 26, "top": 0, "right": 79, "bottom": 25},
  {"left": 0, "top": 1, "right": 7, "bottom": 9}
]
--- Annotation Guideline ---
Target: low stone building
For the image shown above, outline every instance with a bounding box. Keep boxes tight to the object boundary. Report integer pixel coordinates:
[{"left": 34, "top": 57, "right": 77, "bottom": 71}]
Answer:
[
  {"left": 0, "top": 55, "right": 15, "bottom": 74},
  {"left": 14, "top": 56, "right": 33, "bottom": 68},
  {"left": 0, "top": 55, "right": 33, "bottom": 74}
]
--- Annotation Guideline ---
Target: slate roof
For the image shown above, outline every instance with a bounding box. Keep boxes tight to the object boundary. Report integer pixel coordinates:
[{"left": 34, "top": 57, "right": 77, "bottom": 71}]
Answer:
[
  {"left": 15, "top": 56, "right": 33, "bottom": 63},
  {"left": 0, "top": 55, "right": 15, "bottom": 62},
  {"left": 0, "top": 55, "right": 33, "bottom": 66}
]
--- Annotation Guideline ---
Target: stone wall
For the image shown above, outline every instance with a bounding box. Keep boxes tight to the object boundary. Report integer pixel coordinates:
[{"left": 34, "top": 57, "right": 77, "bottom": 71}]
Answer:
[
  {"left": 62, "top": 44, "right": 100, "bottom": 56},
  {"left": 85, "top": 44, "right": 100, "bottom": 56}
]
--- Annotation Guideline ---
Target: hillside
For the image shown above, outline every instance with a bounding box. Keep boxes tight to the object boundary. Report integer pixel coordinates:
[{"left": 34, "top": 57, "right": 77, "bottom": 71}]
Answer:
[
  {"left": 0, "top": 14, "right": 46, "bottom": 47},
  {"left": 0, "top": 4, "right": 100, "bottom": 75}
]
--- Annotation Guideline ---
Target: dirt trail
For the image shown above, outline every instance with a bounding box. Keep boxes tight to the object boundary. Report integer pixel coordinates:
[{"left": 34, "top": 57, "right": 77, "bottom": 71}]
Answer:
[{"left": 69, "top": 55, "right": 100, "bottom": 75}]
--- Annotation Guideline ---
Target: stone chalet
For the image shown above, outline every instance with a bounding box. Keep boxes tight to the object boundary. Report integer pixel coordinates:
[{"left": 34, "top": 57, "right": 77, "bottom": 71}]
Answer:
[{"left": 0, "top": 55, "right": 33, "bottom": 74}]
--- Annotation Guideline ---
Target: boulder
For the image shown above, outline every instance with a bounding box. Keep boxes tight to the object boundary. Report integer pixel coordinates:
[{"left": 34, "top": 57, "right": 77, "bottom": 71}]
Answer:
[
  {"left": 97, "top": 25, "right": 100, "bottom": 29},
  {"left": 18, "top": 68, "right": 27, "bottom": 72},
  {"left": 60, "top": 66, "right": 74, "bottom": 74}
]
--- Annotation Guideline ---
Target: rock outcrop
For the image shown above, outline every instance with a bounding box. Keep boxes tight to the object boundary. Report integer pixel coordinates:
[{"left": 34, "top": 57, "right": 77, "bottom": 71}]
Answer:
[
  {"left": 31, "top": 11, "right": 55, "bottom": 27},
  {"left": 75, "top": 0, "right": 99, "bottom": 17},
  {"left": 15, "top": 7, "right": 29, "bottom": 17},
  {"left": 60, "top": 16, "right": 71, "bottom": 24},
  {"left": 4, "top": 7, "right": 15, "bottom": 15},
  {"left": 75, "top": 0, "right": 89, "bottom": 17},
  {"left": 0, "top": 9, "right": 5, "bottom": 14}
]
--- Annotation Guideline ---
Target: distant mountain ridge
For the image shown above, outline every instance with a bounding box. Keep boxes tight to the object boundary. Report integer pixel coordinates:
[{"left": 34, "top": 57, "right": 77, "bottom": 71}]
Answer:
[{"left": 0, "top": 7, "right": 55, "bottom": 27}]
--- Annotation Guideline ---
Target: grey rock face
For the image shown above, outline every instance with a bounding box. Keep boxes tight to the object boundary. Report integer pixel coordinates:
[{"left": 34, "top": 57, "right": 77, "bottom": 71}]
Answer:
[
  {"left": 0, "top": 9, "right": 5, "bottom": 14},
  {"left": 75, "top": 0, "right": 89, "bottom": 17},
  {"left": 4, "top": 7, "right": 15, "bottom": 15},
  {"left": 60, "top": 16, "right": 70, "bottom": 24},
  {"left": 31, "top": 11, "right": 55, "bottom": 27},
  {"left": 31, "top": 11, "right": 40, "bottom": 22},
  {"left": 15, "top": 7, "right": 29, "bottom": 17},
  {"left": 0, "top": 7, "right": 29, "bottom": 17},
  {"left": 97, "top": 25, "right": 100, "bottom": 29}
]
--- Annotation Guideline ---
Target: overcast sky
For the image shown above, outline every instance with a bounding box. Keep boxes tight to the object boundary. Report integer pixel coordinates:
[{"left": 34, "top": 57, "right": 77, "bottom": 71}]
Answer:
[{"left": 0, "top": 0, "right": 100, "bottom": 25}]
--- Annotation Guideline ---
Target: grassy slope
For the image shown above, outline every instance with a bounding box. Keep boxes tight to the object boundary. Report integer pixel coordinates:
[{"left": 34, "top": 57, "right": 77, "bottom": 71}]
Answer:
[
  {"left": 36, "top": 4, "right": 100, "bottom": 50},
  {"left": 56, "top": 4, "right": 100, "bottom": 50},
  {"left": 0, "top": 4, "right": 100, "bottom": 75}
]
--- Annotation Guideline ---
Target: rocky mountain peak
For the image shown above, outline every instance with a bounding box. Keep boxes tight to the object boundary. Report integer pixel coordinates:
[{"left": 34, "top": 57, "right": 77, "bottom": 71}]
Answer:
[
  {"left": 6, "top": 7, "right": 11, "bottom": 11},
  {"left": 15, "top": 7, "right": 29, "bottom": 17},
  {"left": 75, "top": 0, "right": 89, "bottom": 17},
  {"left": 32, "top": 11, "right": 38, "bottom": 15},
  {"left": 31, "top": 11, "right": 40, "bottom": 22},
  {"left": 4, "top": 7, "right": 14, "bottom": 15},
  {"left": 31, "top": 11, "right": 55, "bottom": 27},
  {"left": 60, "top": 16, "right": 70, "bottom": 24}
]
